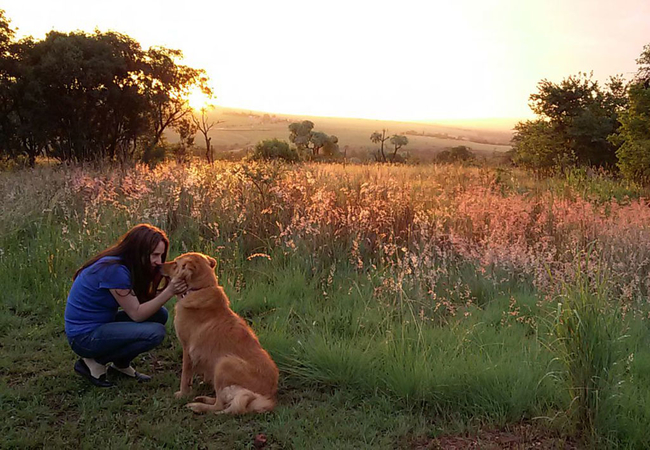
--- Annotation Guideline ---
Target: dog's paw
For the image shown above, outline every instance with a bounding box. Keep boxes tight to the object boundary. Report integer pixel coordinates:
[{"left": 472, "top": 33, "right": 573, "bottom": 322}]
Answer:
[
  {"left": 186, "top": 402, "right": 208, "bottom": 414},
  {"left": 174, "top": 390, "right": 188, "bottom": 399}
]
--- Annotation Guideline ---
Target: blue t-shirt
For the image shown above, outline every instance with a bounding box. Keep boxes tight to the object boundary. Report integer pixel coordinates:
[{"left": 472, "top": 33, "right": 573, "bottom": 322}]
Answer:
[{"left": 64, "top": 256, "right": 132, "bottom": 337}]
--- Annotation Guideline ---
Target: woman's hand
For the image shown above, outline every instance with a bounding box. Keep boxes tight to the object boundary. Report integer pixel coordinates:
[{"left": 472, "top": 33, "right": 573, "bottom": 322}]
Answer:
[{"left": 168, "top": 277, "right": 188, "bottom": 296}]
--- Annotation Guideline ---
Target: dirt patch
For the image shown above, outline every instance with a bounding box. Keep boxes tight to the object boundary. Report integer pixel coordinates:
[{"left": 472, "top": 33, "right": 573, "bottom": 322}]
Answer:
[{"left": 410, "top": 423, "right": 579, "bottom": 450}]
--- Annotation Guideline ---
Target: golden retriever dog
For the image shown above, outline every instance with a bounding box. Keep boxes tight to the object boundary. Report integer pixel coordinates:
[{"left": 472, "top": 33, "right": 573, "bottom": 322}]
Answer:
[{"left": 161, "top": 252, "right": 278, "bottom": 414}]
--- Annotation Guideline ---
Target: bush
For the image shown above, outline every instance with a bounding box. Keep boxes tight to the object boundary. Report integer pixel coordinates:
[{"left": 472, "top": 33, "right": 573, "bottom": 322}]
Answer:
[
  {"left": 436, "top": 145, "right": 475, "bottom": 164},
  {"left": 250, "top": 139, "right": 299, "bottom": 162}
]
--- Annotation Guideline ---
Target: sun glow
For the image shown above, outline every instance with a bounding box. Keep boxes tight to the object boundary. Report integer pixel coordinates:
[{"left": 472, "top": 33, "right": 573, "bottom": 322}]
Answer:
[{"left": 186, "top": 88, "right": 214, "bottom": 112}]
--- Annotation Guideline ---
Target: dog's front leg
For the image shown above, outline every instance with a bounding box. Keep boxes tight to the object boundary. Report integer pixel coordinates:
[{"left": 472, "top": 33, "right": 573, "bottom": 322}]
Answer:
[{"left": 175, "top": 348, "right": 193, "bottom": 398}]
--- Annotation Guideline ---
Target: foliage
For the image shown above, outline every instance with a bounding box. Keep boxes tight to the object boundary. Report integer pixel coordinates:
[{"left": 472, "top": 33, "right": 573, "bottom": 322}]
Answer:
[
  {"left": 511, "top": 120, "right": 566, "bottom": 173},
  {"left": 250, "top": 138, "right": 299, "bottom": 162},
  {"left": 388, "top": 135, "right": 408, "bottom": 162},
  {"left": 0, "top": 10, "right": 211, "bottom": 166},
  {"left": 514, "top": 72, "right": 626, "bottom": 172},
  {"left": 613, "top": 47, "right": 650, "bottom": 182}
]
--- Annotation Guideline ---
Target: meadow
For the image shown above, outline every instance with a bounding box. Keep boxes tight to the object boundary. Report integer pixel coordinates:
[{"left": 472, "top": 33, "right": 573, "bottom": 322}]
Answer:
[
  {"left": 186, "top": 107, "right": 513, "bottom": 160},
  {"left": 2, "top": 160, "right": 650, "bottom": 448}
]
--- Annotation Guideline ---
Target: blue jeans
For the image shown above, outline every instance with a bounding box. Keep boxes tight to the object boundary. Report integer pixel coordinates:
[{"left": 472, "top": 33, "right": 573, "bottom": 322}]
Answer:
[{"left": 67, "top": 307, "right": 168, "bottom": 367}]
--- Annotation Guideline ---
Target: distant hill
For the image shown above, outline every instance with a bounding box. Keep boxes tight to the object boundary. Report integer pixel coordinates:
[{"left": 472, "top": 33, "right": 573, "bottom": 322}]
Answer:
[{"left": 168, "top": 106, "right": 516, "bottom": 161}]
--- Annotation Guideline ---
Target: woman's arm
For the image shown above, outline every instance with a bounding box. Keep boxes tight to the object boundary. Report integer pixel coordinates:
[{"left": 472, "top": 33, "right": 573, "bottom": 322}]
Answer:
[{"left": 110, "top": 278, "right": 187, "bottom": 322}]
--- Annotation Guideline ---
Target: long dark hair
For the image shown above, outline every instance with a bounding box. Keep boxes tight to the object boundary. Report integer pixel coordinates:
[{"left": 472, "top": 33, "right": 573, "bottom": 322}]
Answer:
[{"left": 74, "top": 223, "right": 170, "bottom": 302}]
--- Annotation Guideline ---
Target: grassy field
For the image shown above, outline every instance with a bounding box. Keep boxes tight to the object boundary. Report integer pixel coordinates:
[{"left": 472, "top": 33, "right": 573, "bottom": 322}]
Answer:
[
  {"left": 177, "top": 107, "right": 513, "bottom": 161},
  {"left": 2, "top": 160, "right": 650, "bottom": 448}
]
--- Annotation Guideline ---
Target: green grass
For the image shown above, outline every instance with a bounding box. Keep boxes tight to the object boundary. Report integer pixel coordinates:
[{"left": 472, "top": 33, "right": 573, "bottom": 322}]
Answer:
[
  {"left": 3, "top": 162, "right": 650, "bottom": 448},
  {"left": 0, "top": 227, "right": 554, "bottom": 448}
]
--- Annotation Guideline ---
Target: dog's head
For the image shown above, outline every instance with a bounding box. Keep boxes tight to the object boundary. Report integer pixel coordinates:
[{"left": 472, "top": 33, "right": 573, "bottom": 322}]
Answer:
[{"left": 161, "top": 252, "right": 217, "bottom": 289}]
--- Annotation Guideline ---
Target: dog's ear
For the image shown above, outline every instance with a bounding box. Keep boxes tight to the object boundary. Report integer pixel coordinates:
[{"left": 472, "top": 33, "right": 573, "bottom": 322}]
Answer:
[{"left": 207, "top": 256, "right": 217, "bottom": 268}]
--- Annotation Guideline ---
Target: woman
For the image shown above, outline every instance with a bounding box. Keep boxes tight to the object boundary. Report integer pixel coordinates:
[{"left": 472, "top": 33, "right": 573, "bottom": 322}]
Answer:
[{"left": 64, "top": 223, "right": 187, "bottom": 387}]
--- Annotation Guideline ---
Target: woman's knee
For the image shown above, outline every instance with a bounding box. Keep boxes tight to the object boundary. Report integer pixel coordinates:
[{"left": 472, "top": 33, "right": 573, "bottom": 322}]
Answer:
[
  {"left": 146, "top": 322, "right": 167, "bottom": 346},
  {"left": 149, "top": 307, "right": 168, "bottom": 325}
]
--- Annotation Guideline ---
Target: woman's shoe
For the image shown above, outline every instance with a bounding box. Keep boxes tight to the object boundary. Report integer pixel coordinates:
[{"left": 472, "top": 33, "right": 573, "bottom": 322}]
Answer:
[
  {"left": 74, "top": 359, "right": 115, "bottom": 388},
  {"left": 108, "top": 363, "right": 152, "bottom": 382}
]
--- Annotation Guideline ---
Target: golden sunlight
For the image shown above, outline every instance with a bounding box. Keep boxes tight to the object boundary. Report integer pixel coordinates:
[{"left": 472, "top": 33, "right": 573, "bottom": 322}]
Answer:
[{"left": 187, "top": 88, "right": 213, "bottom": 111}]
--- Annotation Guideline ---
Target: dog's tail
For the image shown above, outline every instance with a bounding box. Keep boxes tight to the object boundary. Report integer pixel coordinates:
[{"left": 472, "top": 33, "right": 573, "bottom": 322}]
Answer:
[
  {"left": 244, "top": 392, "right": 276, "bottom": 413},
  {"left": 220, "top": 387, "right": 275, "bottom": 414},
  {"left": 186, "top": 386, "right": 275, "bottom": 414}
]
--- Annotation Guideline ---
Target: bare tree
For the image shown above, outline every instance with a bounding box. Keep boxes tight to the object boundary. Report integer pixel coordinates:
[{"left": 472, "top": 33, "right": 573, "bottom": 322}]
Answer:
[{"left": 192, "top": 107, "right": 223, "bottom": 164}]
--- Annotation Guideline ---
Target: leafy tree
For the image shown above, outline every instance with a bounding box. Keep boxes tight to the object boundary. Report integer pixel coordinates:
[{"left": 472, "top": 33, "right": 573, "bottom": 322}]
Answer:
[
  {"left": 389, "top": 135, "right": 408, "bottom": 162},
  {"left": 514, "top": 72, "right": 625, "bottom": 171},
  {"left": 0, "top": 10, "right": 212, "bottom": 165},
  {"left": 0, "top": 9, "right": 13, "bottom": 57},
  {"left": 288, "top": 120, "right": 314, "bottom": 153},
  {"left": 250, "top": 138, "right": 298, "bottom": 162},
  {"left": 612, "top": 45, "right": 650, "bottom": 182},
  {"left": 636, "top": 43, "right": 650, "bottom": 83},
  {"left": 0, "top": 12, "right": 21, "bottom": 162},
  {"left": 310, "top": 131, "right": 339, "bottom": 157},
  {"left": 288, "top": 120, "right": 338, "bottom": 159}
]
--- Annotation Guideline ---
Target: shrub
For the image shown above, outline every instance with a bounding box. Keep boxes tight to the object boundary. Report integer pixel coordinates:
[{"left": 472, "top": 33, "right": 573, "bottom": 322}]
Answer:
[{"left": 250, "top": 139, "right": 299, "bottom": 162}]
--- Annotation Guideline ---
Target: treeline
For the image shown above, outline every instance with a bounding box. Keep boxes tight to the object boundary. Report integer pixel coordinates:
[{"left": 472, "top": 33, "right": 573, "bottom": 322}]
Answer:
[
  {"left": 512, "top": 45, "right": 650, "bottom": 182},
  {"left": 0, "top": 10, "right": 210, "bottom": 167}
]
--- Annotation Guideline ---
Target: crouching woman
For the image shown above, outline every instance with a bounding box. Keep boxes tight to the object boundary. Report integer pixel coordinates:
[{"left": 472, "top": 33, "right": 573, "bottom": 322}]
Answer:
[{"left": 64, "top": 224, "right": 187, "bottom": 387}]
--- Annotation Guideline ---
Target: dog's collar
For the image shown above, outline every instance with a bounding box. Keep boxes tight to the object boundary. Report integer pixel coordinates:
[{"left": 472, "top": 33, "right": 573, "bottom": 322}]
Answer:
[{"left": 179, "top": 287, "right": 206, "bottom": 299}]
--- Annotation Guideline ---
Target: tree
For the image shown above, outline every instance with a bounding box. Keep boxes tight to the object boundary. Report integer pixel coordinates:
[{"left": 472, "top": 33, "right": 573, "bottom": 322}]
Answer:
[
  {"left": 389, "top": 135, "right": 408, "bottom": 162},
  {"left": 288, "top": 120, "right": 338, "bottom": 159},
  {"left": 0, "top": 11, "right": 213, "bottom": 165},
  {"left": 0, "top": 9, "right": 13, "bottom": 58},
  {"left": 142, "top": 46, "right": 211, "bottom": 154},
  {"left": 612, "top": 45, "right": 650, "bottom": 182},
  {"left": 193, "top": 106, "right": 222, "bottom": 164},
  {"left": 310, "top": 131, "right": 339, "bottom": 157},
  {"left": 0, "top": 11, "right": 22, "bottom": 162},
  {"left": 635, "top": 44, "right": 650, "bottom": 83},
  {"left": 288, "top": 120, "right": 314, "bottom": 154},
  {"left": 370, "top": 129, "right": 390, "bottom": 162},
  {"left": 514, "top": 72, "right": 625, "bottom": 172}
]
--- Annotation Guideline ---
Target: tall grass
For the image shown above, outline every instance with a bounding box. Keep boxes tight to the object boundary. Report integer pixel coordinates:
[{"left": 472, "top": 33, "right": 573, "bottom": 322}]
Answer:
[{"left": 550, "top": 248, "right": 628, "bottom": 444}]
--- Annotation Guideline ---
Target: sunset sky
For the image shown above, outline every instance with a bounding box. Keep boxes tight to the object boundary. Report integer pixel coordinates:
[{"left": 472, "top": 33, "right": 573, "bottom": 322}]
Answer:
[{"left": 3, "top": 0, "right": 650, "bottom": 123}]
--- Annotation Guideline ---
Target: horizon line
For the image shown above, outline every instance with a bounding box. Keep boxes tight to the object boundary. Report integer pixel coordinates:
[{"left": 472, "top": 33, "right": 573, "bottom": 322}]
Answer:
[{"left": 211, "top": 104, "right": 530, "bottom": 128}]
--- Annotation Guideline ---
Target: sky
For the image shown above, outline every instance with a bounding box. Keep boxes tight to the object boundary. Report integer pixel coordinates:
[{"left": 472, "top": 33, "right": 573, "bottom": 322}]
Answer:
[{"left": 2, "top": 0, "right": 650, "bottom": 123}]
